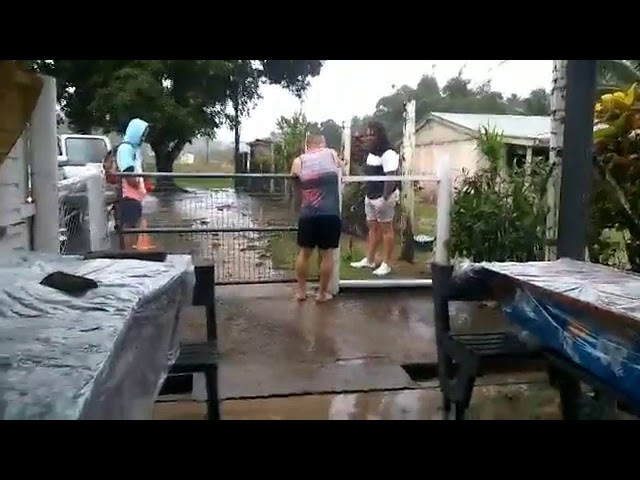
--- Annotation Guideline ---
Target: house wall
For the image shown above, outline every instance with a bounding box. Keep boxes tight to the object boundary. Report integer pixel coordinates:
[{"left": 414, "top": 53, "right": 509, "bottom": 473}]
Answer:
[
  {"left": 414, "top": 121, "right": 481, "bottom": 186},
  {"left": 0, "top": 135, "right": 34, "bottom": 250}
]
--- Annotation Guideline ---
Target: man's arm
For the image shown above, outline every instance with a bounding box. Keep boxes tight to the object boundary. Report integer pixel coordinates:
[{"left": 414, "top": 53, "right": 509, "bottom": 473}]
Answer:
[
  {"left": 290, "top": 157, "right": 303, "bottom": 212},
  {"left": 381, "top": 149, "right": 400, "bottom": 199},
  {"left": 330, "top": 149, "right": 347, "bottom": 176},
  {"left": 290, "top": 156, "right": 301, "bottom": 177}
]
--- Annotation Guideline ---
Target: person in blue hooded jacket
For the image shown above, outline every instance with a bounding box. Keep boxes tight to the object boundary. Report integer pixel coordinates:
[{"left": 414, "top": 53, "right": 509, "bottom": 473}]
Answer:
[{"left": 116, "top": 118, "right": 149, "bottom": 249}]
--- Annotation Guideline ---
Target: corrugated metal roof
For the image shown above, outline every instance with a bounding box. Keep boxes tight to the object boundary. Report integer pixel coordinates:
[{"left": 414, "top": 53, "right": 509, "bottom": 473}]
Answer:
[{"left": 426, "top": 112, "right": 551, "bottom": 141}]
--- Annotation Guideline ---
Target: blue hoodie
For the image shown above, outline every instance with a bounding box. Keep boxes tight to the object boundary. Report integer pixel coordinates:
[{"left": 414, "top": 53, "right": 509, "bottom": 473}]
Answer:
[{"left": 116, "top": 118, "right": 149, "bottom": 173}]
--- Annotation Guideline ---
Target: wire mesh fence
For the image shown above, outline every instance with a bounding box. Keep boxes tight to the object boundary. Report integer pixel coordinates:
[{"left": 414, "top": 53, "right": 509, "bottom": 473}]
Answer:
[
  {"left": 116, "top": 174, "right": 305, "bottom": 285},
  {"left": 114, "top": 172, "right": 440, "bottom": 286},
  {"left": 58, "top": 171, "right": 109, "bottom": 256},
  {"left": 58, "top": 188, "right": 88, "bottom": 255}
]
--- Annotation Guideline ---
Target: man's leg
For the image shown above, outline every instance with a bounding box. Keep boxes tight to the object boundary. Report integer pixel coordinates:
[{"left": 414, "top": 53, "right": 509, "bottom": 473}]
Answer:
[
  {"left": 295, "top": 217, "right": 315, "bottom": 300},
  {"left": 295, "top": 248, "right": 313, "bottom": 300},
  {"left": 351, "top": 198, "right": 379, "bottom": 269},
  {"left": 316, "top": 248, "right": 334, "bottom": 302},
  {"left": 316, "top": 215, "right": 341, "bottom": 303}
]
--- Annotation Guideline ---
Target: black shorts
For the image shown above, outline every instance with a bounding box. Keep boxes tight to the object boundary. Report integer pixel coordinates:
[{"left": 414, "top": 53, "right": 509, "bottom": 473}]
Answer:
[
  {"left": 297, "top": 215, "right": 341, "bottom": 250},
  {"left": 118, "top": 198, "right": 143, "bottom": 228}
]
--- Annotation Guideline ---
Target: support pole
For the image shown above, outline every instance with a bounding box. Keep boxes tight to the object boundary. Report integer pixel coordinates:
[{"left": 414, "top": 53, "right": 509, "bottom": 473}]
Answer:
[
  {"left": 31, "top": 75, "right": 59, "bottom": 253},
  {"left": 400, "top": 100, "right": 416, "bottom": 262},
  {"left": 328, "top": 124, "right": 351, "bottom": 296},
  {"left": 86, "top": 171, "right": 109, "bottom": 252},
  {"left": 546, "top": 60, "right": 567, "bottom": 260},
  {"left": 556, "top": 60, "right": 597, "bottom": 261},
  {"left": 435, "top": 153, "right": 452, "bottom": 266}
]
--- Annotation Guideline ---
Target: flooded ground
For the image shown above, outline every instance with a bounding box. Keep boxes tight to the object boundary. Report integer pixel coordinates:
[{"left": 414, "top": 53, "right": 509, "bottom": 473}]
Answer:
[
  {"left": 155, "top": 283, "right": 567, "bottom": 420},
  {"left": 117, "top": 188, "right": 295, "bottom": 284}
]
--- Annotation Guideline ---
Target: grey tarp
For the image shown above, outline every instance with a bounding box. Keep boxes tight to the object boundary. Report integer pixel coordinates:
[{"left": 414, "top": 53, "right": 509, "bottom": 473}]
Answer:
[{"left": 0, "top": 252, "right": 193, "bottom": 420}]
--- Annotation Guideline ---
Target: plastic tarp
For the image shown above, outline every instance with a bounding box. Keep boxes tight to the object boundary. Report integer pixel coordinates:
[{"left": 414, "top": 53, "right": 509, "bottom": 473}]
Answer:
[
  {"left": 455, "top": 258, "right": 640, "bottom": 403},
  {"left": 0, "top": 251, "right": 194, "bottom": 420}
]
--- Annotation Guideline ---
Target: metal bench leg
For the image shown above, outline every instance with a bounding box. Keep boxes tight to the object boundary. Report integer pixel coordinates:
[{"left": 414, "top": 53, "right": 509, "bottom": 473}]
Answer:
[
  {"left": 548, "top": 364, "right": 581, "bottom": 420},
  {"left": 205, "top": 364, "right": 220, "bottom": 421}
]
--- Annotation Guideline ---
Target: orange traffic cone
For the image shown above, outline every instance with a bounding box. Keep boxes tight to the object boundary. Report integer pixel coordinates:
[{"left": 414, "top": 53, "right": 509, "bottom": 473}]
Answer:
[{"left": 134, "top": 218, "right": 156, "bottom": 251}]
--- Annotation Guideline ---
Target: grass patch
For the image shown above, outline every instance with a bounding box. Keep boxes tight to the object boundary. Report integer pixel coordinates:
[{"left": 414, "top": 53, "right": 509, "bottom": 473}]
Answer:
[
  {"left": 266, "top": 200, "right": 437, "bottom": 280},
  {"left": 414, "top": 201, "right": 437, "bottom": 235}
]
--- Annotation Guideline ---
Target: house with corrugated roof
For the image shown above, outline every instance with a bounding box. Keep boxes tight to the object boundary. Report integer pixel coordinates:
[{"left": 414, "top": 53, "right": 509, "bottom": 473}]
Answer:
[{"left": 413, "top": 112, "right": 550, "bottom": 184}]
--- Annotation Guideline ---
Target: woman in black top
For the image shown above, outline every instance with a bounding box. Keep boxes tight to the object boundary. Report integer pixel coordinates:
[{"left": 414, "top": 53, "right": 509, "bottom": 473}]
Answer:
[{"left": 350, "top": 121, "right": 400, "bottom": 276}]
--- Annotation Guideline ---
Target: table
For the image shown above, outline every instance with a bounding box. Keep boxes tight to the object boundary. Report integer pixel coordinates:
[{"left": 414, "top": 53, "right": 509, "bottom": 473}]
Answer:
[{"left": 0, "top": 252, "right": 193, "bottom": 420}]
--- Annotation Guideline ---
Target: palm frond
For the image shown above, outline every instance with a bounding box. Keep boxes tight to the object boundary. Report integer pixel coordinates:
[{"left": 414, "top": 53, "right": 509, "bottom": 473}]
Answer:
[{"left": 597, "top": 60, "right": 640, "bottom": 87}]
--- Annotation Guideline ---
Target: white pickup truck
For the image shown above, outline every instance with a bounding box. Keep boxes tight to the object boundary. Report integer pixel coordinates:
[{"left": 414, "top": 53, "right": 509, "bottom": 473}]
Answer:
[
  {"left": 57, "top": 134, "right": 117, "bottom": 204},
  {"left": 57, "top": 134, "right": 110, "bottom": 176}
]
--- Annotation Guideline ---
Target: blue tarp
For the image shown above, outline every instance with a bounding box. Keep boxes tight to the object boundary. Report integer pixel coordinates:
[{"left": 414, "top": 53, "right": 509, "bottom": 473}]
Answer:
[
  {"left": 0, "top": 252, "right": 193, "bottom": 420},
  {"left": 456, "top": 259, "right": 640, "bottom": 404}
]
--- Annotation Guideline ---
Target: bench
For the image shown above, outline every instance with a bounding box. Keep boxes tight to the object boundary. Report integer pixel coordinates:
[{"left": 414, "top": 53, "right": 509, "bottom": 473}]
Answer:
[
  {"left": 432, "top": 262, "right": 640, "bottom": 420},
  {"left": 158, "top": 261, "right": 220, "bottom": 420},
  {"left": 431, "top": 263, "right": 544, "bottom": 420}
]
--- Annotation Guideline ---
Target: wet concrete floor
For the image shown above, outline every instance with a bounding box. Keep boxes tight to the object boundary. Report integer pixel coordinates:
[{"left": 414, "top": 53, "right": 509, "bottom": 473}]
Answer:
[{"left": 155, "top": 283, "right": 564, "bottom": 420}]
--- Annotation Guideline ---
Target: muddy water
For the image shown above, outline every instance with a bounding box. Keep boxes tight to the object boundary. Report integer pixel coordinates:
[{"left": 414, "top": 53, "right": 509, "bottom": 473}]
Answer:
[{"left": 131, "top": 189, "right": 294, "bottom": 283}]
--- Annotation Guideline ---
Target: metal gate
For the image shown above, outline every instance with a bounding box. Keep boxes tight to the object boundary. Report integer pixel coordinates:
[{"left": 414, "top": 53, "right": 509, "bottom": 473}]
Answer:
[
  {"left": 114, "top": 170, "right": 443, "bottom": 288},
  {"left": 115, "top": 172, "right": 307, "bottom": 285}
]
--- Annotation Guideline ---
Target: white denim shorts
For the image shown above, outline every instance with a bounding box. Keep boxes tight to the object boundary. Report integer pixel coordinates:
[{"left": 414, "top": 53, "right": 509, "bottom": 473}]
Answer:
[{"left": 364, "top": 190, "right": 399, "bottom": 223}]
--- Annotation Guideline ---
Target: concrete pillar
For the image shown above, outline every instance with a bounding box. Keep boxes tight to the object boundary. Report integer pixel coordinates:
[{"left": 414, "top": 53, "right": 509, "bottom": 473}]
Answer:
[
  {"left": 30, "top": 75, "right": 59, "bottom": 253},
  {"left": 86, "top": 172, "right": 109, "bottom": 252}
]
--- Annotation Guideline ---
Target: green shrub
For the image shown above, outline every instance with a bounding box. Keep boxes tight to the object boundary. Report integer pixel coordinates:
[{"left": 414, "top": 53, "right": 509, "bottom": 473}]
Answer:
[{"left": 450, "top": 127, "right": 553, "bottom": 262}]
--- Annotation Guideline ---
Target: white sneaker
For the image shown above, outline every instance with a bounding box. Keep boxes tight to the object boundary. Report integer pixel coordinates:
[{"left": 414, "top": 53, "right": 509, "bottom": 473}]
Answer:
[
  {"left": 350, "top": 257, "right": 376, "bottom": 269},
  {"left": 373, "top": 262, "right": 391, "bottom": 276}
]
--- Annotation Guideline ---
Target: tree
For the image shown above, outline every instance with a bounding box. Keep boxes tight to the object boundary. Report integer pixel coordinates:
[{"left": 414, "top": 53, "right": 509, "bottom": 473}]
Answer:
[
  {"left": 29, "top": 60, "right": 323, "bottom": 190},
  {"left": 306, "top": 119, "right": 343, "bottom": 150},
  {"left": 353, "top": 70, "right": 553, "bottom": 145}
]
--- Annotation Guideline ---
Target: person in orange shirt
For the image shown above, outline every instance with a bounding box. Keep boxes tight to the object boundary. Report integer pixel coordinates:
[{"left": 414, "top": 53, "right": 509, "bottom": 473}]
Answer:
[{"left": 116, "top": 118, "right": 149, "bottom": 249}]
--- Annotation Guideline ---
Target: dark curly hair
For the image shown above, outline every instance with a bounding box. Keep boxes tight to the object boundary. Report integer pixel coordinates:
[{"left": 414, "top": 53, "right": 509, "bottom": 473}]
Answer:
[{"left": 366, "top": 121, "right": 392, "bottom": 157}]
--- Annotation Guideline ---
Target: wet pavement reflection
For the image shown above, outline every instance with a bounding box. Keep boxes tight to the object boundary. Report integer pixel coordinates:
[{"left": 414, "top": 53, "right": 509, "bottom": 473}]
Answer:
[
  {"left": 155, "top": 383, "right": 562, "bottom": 420},
  {"left": 157, "top": 284, "right": 570, "bottom": 419}
]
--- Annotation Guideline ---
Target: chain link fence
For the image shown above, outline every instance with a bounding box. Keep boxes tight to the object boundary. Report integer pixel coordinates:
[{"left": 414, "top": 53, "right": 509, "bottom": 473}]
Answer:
[{"left": 58, "top": 171, "right": 108, "bottom": 255}]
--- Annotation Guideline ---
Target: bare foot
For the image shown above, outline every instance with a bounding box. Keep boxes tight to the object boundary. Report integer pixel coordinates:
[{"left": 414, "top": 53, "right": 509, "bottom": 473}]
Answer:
[
  {"left": 315, "top": 292, "right": 333, "bottom": 303},
  {"left": 295, "top": 291, "right": 308, "bottom": 301}
]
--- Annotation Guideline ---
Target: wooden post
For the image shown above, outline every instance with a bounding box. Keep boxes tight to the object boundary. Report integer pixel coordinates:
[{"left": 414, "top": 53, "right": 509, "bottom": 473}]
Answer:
[
  {"left": 525, "top": 145, "right": 533, "bottom": 177},
  {"left": 399, "top": 100, "right": 416, "bottom": 262},
  {"left": 546, "top": 60, "right": 567, "bottom": 260},
  {"left": 341, "top": 121, "right": 352, "bottom": 175},
  {"left": 269, "top": 143, "right": 275, "bottom": 194}
]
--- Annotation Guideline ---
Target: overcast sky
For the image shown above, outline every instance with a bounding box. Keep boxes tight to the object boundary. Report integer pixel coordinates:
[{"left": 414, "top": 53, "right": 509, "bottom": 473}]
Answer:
[{"left": 215, "top": 60, "right": 553, "bottom": 144}]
